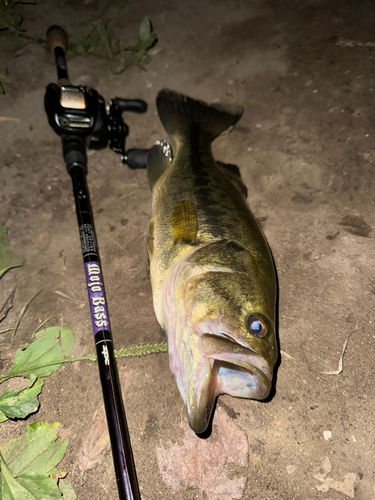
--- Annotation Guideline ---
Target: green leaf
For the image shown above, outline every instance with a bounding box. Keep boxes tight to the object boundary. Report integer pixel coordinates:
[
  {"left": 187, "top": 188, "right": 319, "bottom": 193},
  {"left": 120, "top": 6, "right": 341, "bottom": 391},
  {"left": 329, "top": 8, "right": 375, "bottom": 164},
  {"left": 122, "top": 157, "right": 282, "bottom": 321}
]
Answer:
[
  {"left": 139, "top": 16, "right": 152, "bottom": 43},
  {"left": 112, "top": 38, "right": 121, "bottom": 57},
  {"left": 136, "top": 17, "right": 157, "bottom": 52},
  {"left": 111, "top": 17, "right": 156, "bottom": 74},
  {"left": 0, "top": 225, "right": 25, "bottom": 279},
  {"left": 0, "top": 423, "right": 71, "bottom": 499},
  {"left": 93, "top": 20, "right": 115, "bottom": 58},
  {"left": 1, "top": 422, "right": 68, "bottom": 477},
  {"left": 67, "top": 20, "right": 120, "bottom": 61},
  {"left": 142, "top": 53, "right": 152, "bottom": 66},
  {"left": 0, "top": 327, "right": 75, "bottom": 382},
  {"left": 66, "top": 17, "right": 156, "bottom": 72},
  {"left": 110, "top": 51, "right": 137, "bottom": 74},
  {"left": 0, "top": 9, "right": 22, "bottom": 31},
  {"left": 0, "top": 73, "right": 10, "bottom": 84},
  {"left": 0, "top": 378, "right": 44, "bottom": 422},
  {"left": 1, "top": 469, "right": 62, "bottom": 500},
  {"left": 67, "top": 25, "right": 101, "bottom": 59},
  {"left": 60, "top": 481, "right": 77, "bottom": 500},
  {"left": 83, "top": 24, "right": 102, "bottom": 52}
]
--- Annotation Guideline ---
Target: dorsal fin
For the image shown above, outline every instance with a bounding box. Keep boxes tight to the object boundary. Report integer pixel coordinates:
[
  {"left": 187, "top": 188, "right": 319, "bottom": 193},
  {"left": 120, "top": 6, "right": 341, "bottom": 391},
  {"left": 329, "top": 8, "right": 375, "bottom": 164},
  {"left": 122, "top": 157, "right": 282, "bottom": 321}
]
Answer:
[
  {"left": 146, "top": 141, "right": 173, "bottom": 190},
  {"left": 216, "top": 161, "right": 248, "bottom": 198}
]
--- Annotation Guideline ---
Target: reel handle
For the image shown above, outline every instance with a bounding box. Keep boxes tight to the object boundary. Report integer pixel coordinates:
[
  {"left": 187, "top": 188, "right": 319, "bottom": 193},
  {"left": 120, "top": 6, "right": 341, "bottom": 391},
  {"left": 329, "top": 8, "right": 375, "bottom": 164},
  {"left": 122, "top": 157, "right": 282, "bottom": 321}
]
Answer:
[
  {"left": 114, "top": 98, "right": 147, "bottom": 114},
  {"left": 126, "top": 148, "right": 150, "bottom": 169}
]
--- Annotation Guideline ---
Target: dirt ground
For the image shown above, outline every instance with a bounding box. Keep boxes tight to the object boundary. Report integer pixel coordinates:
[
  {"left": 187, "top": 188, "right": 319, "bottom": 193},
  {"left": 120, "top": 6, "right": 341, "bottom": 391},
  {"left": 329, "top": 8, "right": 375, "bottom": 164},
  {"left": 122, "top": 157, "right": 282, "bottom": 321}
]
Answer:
[{"left": 1, "top": 0, "right": 375, "bottom": 499}]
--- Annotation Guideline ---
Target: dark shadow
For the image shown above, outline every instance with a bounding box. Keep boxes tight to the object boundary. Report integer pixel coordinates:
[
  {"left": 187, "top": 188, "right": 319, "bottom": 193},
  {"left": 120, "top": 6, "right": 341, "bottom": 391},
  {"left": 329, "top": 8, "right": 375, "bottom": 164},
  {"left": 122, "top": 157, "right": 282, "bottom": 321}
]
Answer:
[{"left": 262, "top": 266, "right": 280, "bottom": 403}]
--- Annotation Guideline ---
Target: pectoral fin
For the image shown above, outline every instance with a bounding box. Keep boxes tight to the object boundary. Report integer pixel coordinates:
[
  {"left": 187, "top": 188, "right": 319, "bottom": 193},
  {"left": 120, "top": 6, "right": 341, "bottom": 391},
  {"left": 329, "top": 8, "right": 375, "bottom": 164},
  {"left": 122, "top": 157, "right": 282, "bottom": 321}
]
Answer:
[{"left": 170, "top": 200, "right": 198, "bottom": 245}]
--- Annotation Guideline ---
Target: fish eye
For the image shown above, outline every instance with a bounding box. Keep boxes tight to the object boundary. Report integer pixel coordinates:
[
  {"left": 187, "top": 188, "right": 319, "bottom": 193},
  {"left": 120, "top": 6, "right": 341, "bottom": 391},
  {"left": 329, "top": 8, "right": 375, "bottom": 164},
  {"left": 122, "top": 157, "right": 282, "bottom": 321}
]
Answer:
[{"left": 248, "top": 316, "right": 267, "bottom": 337}]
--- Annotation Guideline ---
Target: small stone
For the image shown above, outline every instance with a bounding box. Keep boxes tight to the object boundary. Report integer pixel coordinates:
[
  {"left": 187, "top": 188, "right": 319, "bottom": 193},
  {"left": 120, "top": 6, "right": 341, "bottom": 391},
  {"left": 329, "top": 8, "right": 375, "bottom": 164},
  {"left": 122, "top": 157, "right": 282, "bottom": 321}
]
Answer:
[
  {"left": 33, "top": 231, "right": 51, "bottom": 250},
  {"left": 40, "top": 212, "right": 53, "bottom": 221},
  {"left": 281, "top": 107, "right": 295, "bottom": 115},
  {"left": 286, "top": 464, "right": 297, "bottom": 475}
]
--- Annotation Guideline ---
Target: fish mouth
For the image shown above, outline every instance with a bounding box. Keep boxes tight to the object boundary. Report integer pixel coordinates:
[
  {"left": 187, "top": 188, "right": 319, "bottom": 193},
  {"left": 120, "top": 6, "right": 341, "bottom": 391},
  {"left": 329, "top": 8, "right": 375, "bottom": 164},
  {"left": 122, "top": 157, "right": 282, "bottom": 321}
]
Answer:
[
  {"left": 182, "top": 330, "right": 273, "bottom": 434},
  {"left": 201, "top": 333, "right": 273, "bottom": 396}
]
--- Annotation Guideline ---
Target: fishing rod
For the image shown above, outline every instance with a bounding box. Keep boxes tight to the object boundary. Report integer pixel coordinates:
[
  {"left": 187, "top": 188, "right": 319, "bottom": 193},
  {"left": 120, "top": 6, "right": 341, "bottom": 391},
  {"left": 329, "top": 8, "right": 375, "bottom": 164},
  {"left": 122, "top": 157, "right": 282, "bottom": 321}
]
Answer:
[{"left": 44, "top": 25, "right": 150, "bottom": 500}]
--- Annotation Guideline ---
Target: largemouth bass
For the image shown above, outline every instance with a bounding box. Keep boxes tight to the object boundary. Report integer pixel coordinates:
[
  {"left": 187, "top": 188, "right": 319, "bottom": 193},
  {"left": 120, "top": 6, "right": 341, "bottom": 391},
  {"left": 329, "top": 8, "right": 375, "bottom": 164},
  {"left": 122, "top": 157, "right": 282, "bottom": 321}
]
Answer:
[{"left": 147, "top": 89, "right": 278, "bottom": 433}]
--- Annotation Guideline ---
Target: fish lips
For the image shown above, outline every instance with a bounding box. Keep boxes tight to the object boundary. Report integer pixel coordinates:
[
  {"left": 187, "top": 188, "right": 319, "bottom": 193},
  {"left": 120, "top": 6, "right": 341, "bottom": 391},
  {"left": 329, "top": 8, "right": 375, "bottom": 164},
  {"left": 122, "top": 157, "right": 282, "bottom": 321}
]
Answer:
[
  {"left": 183, "top": 331, "right": 274, "bottom": 434},
  {"left": 201, "top": 334, "right": 273, "bottom": 398}
]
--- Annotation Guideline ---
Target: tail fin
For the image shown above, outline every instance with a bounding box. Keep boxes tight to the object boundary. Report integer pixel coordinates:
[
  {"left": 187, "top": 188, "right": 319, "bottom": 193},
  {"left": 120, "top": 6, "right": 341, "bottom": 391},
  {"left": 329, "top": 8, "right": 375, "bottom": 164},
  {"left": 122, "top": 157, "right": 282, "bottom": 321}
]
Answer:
[{"left": 156, "top": 89, "right": 244, "bottom": 143}]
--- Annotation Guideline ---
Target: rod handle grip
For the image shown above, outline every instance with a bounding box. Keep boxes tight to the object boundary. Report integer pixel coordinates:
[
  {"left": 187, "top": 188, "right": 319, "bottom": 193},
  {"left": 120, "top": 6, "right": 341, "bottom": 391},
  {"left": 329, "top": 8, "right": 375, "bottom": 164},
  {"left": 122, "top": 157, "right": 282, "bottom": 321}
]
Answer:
[{"left": 47, "top": 25, "right": 69, "bottom": 54}]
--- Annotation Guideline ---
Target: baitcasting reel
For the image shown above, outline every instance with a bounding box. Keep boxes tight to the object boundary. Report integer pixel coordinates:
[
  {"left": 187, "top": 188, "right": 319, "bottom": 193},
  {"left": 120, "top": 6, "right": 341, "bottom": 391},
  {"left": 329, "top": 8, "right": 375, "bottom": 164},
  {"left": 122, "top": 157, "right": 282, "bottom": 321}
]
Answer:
[{"left": 44, "top": 26, "right": 150, "bottom": 172}]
